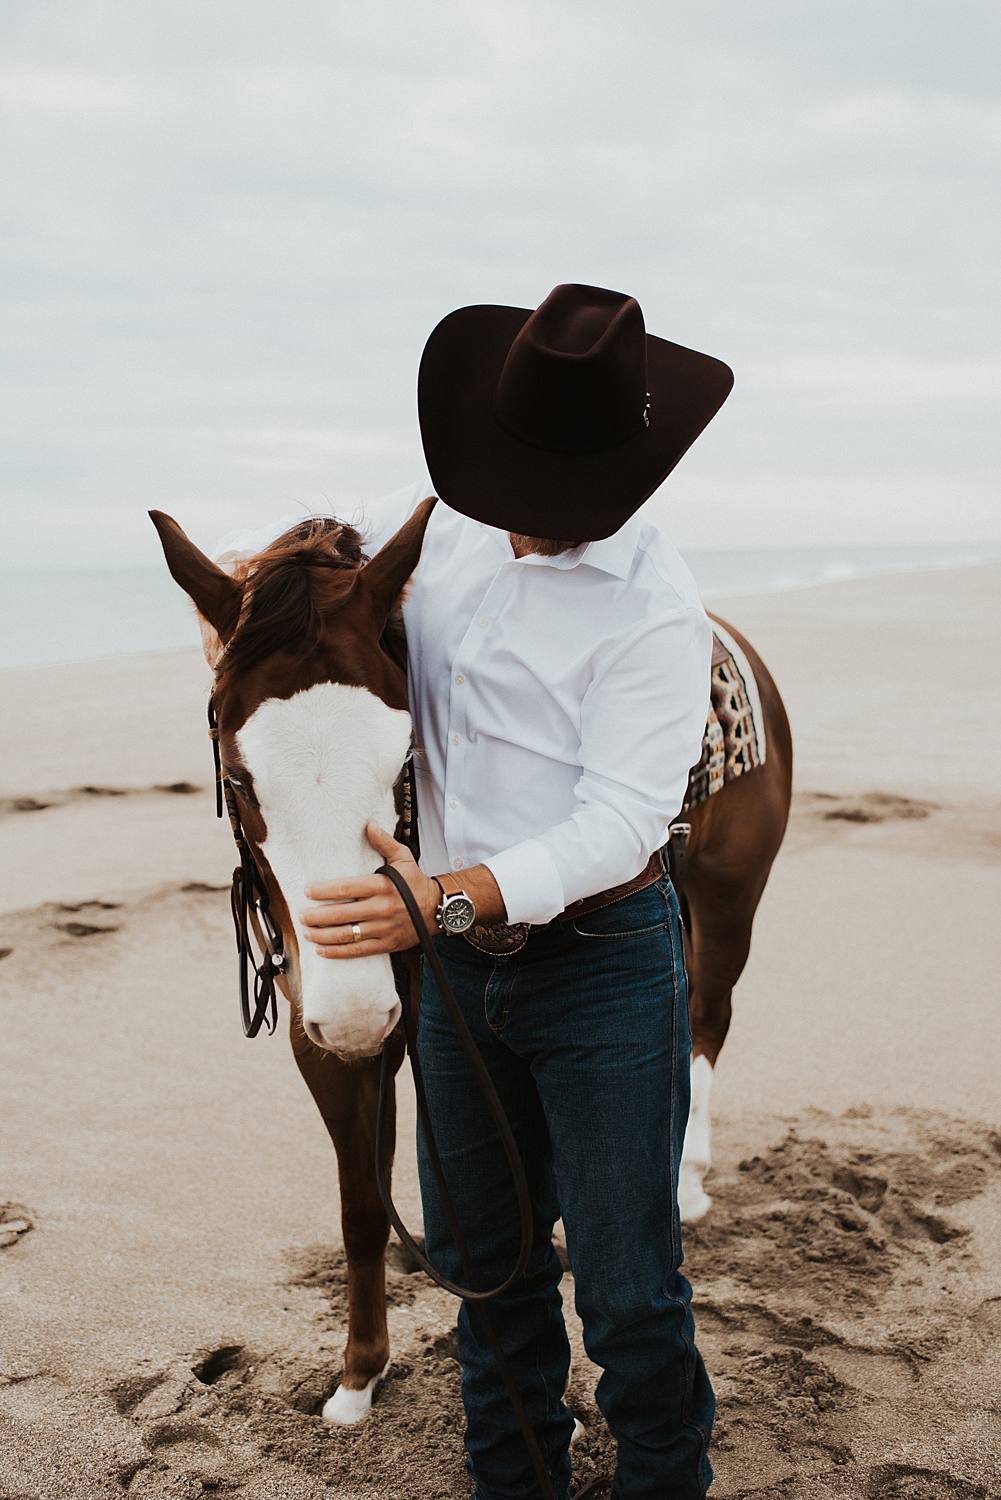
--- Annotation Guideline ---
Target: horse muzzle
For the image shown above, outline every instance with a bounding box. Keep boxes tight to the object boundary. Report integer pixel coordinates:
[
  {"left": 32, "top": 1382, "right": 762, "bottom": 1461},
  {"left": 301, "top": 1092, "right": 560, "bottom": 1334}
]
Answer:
[
  {"left": 298, "top": 950, "right": 402, "bottom": 1058},
  {"left": 303, "top": 1002, "right": 402, "bottom": 1059}
]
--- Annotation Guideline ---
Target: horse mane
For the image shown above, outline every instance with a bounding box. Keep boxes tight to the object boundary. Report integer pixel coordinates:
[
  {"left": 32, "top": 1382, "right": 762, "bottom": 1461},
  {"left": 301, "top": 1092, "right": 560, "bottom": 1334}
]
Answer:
[{"left": 215, "top": 517, "right": 367, "bottom": 691}]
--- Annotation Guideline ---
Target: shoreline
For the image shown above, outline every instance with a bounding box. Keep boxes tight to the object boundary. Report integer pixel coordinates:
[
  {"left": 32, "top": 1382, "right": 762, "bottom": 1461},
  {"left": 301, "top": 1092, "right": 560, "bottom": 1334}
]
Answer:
[
  {"left": 699, "top": 546, "right": 1001, "bottom": 602},
  {"left": 4, "top": 548, "right": 999, "bottom": 674}
]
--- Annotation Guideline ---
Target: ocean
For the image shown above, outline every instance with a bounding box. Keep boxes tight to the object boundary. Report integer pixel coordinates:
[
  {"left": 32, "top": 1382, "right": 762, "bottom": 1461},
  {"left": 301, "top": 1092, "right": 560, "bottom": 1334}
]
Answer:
[{"left": 2, "top": 544, "right": 998, "bottom": 671}]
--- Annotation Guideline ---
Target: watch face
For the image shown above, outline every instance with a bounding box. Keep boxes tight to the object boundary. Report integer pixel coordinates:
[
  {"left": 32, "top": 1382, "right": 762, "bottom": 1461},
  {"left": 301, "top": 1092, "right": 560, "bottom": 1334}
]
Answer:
[{"left": 442, "top": 894, "right": 476, "bottom": 933}]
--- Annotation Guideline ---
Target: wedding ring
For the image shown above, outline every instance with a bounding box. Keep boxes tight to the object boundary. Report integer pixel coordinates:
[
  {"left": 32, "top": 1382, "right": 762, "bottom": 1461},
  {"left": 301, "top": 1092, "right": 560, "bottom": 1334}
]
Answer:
[{"left": 351, "top": 922, "right": 362, "bottom": 944}]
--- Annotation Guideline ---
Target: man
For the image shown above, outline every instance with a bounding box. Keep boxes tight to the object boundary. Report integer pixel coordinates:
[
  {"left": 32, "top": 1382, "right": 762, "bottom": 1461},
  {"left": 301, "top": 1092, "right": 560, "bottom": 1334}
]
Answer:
[{"left": 300, "top": 283, "right": 732, "bottom": 1499}]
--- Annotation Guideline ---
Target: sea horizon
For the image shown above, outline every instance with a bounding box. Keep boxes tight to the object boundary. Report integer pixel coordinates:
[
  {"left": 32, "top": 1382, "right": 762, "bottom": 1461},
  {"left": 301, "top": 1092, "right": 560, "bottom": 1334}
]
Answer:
[{"left": 2, "top": 542, "right": 999, "bottom": 672}]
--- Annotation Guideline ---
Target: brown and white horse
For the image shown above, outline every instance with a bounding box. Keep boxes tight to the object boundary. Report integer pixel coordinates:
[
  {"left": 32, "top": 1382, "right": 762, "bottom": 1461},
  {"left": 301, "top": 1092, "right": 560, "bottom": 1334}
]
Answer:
[{"left": 150, "top": 503, "right": 791, "bottom": 1422}]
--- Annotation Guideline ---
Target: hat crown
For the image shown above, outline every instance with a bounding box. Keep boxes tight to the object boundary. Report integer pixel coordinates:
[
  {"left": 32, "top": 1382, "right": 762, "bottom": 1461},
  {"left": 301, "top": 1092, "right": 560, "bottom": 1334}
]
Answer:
[{"left": 494, "top": 284, "right": 649, "bottom": 455}]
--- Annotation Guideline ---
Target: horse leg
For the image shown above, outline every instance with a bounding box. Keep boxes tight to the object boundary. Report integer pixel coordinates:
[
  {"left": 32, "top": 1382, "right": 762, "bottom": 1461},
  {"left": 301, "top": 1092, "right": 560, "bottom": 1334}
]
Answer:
[
  {"left": 290, "top": 1009, "right": 404, "bottom": 1424},
  {"left": 679, "top": 768, "right": 788, "bottom": 1221},
  {"left": 679, "top": 886, "right": 754, "bottom": 1223}
]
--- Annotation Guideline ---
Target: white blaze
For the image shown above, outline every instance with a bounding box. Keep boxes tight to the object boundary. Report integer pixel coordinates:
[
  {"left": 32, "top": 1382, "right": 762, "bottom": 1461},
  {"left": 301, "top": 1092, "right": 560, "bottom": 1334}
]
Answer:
[{"left": 236, "top": 682, "right": 412, "bottom": 1057}]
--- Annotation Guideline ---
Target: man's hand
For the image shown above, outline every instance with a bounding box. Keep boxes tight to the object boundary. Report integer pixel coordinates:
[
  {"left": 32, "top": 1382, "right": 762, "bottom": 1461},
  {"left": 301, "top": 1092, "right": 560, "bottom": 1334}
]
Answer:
[{"left": 301, "top": 823, "right": 439, "bottom": 959}]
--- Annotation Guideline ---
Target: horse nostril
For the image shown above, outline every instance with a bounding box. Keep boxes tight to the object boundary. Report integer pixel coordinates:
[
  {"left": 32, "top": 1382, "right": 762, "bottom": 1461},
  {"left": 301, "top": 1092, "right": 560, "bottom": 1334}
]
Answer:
[
  {"left": 303, "top": 1019, "right": 328, "bottom": 1050},
  {"left": 302, "top": 1013, "right": 398, "bottom": 1058},
  {"left": 380, "top": 1004, "right": 402, "bottom": 1042}
]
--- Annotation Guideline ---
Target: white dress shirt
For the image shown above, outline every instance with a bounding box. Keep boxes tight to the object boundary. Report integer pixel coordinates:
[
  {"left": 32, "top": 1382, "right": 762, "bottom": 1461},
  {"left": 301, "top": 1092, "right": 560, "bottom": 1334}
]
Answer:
[{"left": 214, "top": 477, "right": 713, "bottom": 926}]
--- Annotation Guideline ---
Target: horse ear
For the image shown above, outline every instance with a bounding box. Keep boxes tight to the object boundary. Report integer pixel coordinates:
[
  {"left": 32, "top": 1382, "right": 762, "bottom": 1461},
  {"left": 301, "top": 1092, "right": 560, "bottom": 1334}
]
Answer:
[
  {"left": 361, "top": 496, "right": 437, "bottom": 618},
  {"left": 148, "top": 510, "right": 243, "bottom": 639}
]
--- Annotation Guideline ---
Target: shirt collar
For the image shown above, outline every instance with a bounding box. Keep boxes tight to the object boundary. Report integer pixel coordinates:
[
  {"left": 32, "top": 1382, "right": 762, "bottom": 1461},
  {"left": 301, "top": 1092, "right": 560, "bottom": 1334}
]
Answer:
[
  {"left": 575, "top": 511, "right": 643, "bottom": 580},
  {"left": 473, "top": 508, "right": 642, "bottom": 581}
]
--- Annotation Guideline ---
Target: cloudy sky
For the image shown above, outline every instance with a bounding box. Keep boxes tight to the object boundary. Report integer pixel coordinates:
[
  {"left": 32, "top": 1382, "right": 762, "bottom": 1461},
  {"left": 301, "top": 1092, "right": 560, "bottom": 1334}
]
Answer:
[{"left": 3, "top": 0, "right": 999, "bottom": 567}]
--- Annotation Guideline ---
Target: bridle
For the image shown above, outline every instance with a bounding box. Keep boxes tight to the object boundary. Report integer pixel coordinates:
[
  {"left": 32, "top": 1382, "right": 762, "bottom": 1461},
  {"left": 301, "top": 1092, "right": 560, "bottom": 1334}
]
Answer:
[
  {"left": 208, "top": 695, "right": 286, "bottom": 1038},
  {"left": 205, "top": 681, "right": 415, "bottom": 1044}
]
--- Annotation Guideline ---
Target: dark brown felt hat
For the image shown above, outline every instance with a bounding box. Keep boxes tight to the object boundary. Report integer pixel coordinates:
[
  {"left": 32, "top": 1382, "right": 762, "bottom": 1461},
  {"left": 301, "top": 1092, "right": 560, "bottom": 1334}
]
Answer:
[{"left": 418, "top": 282, "right": 734, "bottom": 542}]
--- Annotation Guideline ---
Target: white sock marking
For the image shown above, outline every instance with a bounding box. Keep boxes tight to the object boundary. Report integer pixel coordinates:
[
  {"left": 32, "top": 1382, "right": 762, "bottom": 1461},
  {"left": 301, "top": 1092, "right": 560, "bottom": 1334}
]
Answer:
[{"left": 322, "top": 1359, "right": 392, "bottom": 1425}]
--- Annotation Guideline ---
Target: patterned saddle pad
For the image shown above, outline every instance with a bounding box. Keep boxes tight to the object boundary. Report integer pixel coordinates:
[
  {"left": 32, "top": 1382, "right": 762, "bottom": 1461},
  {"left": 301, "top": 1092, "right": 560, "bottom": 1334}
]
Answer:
[{"left": 684, "top": 621, "right": 767, "bottom": 811}]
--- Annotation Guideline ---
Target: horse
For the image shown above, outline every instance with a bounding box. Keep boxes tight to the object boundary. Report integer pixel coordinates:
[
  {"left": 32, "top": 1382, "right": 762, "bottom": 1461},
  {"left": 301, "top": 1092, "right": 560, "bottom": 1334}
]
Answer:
[{"left": 150, "top": 501, "right": 791, "bottom": 1425}]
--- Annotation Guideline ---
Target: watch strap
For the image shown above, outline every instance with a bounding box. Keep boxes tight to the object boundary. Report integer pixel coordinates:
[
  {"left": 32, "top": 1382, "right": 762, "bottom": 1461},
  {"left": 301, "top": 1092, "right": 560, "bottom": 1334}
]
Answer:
[{"left": 431, "top": 875, "right": 447, "bottom": 932}]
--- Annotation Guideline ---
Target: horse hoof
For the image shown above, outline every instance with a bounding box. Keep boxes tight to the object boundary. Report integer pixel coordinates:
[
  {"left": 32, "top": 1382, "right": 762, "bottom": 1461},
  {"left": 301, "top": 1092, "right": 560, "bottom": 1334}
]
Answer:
[
  {"left": 571, "top": 1417, "right": 586, "bottom": 1445},
  {"left": 322, "top": 1360, "right": 391, "bottom": 1425},
  {"left": 678, "top": 1168, "right": 712, "bottom": 1223}
]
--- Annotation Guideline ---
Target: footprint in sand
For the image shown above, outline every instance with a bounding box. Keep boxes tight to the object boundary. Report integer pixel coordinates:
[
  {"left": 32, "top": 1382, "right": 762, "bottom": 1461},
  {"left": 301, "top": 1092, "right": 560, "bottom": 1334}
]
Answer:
[
  {"left": 48, "top": 897, "right": 123, "bottom": 939},
  {"left": 686, "top": 1112, "right": 990, "bottom": 1299},
  {"left": 286, "top": 1241, "right": 423, "bottom": 1325},
  {"left": 865, "top": 1462, "right": 989, "bottom": 1499},
  {"left": 29, "top": 884, "right": 241, "bottom": 954},
  {"left": 0, "top": 1204, "right": 33, "bottom": 1249},
  {"left": 108, "top": 1355, "right": 255, "bottom": 1495},
  {"left": 682, "top": 1112, "right": 999, "bottom": 1496},
  {"left": 803, "top": 790, "right": 938, "bottom": 824},
  {"left": 55, "top": 919, "right": 120, "bottom": 938},
  {"left": 1, "top": 783, "right": 204, "bottom": 818},
  {"left": 58, "top": 899, "right": 121, "bottom": 912},
  {"left": 190, "top": 1345, "right": 247, "bottom": 1387},
  {"left": 2, "top": 795, "right": 53, "bottom": 813}
]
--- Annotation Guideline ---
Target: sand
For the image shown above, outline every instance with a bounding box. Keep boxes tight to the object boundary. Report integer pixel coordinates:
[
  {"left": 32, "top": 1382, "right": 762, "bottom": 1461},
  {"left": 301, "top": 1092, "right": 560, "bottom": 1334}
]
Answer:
[{"left": 1, "top": 562, "right": 999, "bottom": 1499}]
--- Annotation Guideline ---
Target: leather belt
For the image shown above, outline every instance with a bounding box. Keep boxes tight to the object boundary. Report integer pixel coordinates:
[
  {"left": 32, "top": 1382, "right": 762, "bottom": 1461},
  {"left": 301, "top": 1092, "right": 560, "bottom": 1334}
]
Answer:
[{"left": 463, "top": 847, "right": 668, "bottom": 956}]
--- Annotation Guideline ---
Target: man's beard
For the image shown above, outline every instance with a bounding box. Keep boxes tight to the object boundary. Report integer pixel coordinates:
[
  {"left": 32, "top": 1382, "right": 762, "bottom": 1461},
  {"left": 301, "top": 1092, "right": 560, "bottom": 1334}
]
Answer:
[{"left": 508, "top": 532, "right": 580, "bottom": 557}]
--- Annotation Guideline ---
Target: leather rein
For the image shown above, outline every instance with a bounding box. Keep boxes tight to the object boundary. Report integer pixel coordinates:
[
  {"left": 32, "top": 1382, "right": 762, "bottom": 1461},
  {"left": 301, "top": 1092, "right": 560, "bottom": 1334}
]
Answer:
[{"left": 208, "top": 696, "right": 285, "bottom": 1039}]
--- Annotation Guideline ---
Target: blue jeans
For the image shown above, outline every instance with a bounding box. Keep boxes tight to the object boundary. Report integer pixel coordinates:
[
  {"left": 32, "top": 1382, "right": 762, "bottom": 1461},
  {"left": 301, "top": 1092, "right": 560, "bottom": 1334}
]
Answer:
[{"left": 415, "top": 874, "right": 714, "bottom": 1500}]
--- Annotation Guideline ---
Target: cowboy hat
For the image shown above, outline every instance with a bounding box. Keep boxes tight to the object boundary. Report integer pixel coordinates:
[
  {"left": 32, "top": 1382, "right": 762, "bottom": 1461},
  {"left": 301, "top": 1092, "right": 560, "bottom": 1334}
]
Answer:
[{"left": 417, "top": 282, "right": 733, "bottom": 542}]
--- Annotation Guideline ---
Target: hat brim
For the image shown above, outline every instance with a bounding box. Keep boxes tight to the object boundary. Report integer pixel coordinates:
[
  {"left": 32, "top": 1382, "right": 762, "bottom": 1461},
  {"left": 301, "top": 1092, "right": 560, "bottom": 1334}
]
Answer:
[{"left": 418, "top": 303, "right": 734, "bottom": 542}]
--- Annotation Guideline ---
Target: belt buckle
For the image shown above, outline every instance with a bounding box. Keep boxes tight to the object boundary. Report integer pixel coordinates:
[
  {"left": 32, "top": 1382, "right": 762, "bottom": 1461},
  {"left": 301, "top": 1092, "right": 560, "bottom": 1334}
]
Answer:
[{"left": 462, "top": 920, "right": 531, "bottom": 956}]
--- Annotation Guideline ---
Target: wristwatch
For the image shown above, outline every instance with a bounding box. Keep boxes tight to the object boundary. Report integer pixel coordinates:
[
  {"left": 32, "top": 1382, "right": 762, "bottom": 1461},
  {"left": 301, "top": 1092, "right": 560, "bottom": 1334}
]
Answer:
[{"left": 433, "top": 875, "right": 477, "bottom": 935}]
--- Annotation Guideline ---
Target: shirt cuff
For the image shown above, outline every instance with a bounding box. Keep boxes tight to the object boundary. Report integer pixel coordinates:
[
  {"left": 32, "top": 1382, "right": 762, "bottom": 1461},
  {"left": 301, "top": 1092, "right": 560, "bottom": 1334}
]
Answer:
[{"left": 482, "top": 838, "right": 567, "bottom": 926}]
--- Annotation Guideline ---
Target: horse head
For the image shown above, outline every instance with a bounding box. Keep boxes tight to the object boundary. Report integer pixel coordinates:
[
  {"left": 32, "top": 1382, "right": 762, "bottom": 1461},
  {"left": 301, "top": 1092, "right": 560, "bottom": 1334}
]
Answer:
[{"left": 150, "top": 500, "right": 435, "bottom": 1060}]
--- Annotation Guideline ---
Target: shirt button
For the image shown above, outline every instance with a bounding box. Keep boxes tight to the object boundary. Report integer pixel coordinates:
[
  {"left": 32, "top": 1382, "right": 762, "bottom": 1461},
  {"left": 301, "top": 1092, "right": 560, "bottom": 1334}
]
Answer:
[
  {"left": 451, "top": 733, "right": 461, "bottom": 746},
  {"left": 452, "top": 857, "right": 463, "bottom": 870},
  {"left": 449, "top": 797, "right": 459, "bottom": 808},
  {"left": 478, "top": 616, "right": 490, "bottom": 628},
  {"left": 454, "top": 673, "right": 464, "bottom": 685}
]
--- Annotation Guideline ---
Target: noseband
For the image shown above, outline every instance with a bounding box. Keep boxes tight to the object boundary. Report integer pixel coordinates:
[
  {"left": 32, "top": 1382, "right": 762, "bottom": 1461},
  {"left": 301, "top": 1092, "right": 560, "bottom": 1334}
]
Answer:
[{"left": 208, "top": 697, "right": 286, "bottom": 1038}]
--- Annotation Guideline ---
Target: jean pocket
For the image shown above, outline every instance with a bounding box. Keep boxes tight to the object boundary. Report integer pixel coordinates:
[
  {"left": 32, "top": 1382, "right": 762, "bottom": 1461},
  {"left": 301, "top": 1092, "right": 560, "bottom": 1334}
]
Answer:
[{"left": 570, "top": 878, "right": 673, "bottom": 940}]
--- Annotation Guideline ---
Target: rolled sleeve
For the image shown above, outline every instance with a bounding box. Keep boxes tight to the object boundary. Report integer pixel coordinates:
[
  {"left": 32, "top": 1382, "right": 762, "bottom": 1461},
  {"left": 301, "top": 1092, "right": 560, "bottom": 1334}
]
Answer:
[{"left": 483, "top": 837, "right": 567, "bottom": 926}]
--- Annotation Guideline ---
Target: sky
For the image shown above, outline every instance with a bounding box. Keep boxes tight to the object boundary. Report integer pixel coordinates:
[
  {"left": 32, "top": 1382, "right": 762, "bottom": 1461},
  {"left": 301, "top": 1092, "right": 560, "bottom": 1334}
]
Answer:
[{"left": 2, "top": 0, "right": 999, "bottom": 567}]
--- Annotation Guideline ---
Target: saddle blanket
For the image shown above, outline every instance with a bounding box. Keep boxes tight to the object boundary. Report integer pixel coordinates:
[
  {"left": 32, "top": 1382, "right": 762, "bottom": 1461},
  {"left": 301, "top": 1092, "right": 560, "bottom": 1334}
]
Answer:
[{"left": 683, "top": 620, "right": 767, "bottom": 812}]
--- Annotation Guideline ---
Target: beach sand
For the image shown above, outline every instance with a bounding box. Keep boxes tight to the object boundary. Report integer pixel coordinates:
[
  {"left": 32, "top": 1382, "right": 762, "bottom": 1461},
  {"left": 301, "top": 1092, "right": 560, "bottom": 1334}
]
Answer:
[{"left": 2, "top": 563, "right": 999, "bottom": 1499}]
